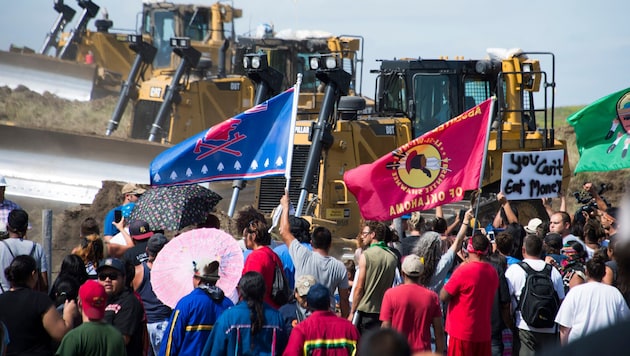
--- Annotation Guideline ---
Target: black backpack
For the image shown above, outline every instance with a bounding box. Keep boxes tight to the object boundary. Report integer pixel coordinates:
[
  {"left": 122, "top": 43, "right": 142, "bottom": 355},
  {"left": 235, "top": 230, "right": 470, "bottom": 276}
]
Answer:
[{"left": 517, "top": 262, "right": 560, "bottom": 328}]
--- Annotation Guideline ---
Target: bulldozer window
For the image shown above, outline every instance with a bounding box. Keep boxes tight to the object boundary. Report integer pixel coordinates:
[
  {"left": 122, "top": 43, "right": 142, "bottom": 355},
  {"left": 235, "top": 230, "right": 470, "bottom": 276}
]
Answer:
[
  {"left": 463, "top": 79, "right": 491, "bottom": 110},
  {"left": 297, "top": 54, "right": 320, "bottom": 92},
  {"left": 377, "top": 73, "right": 407, "bottom": 116},
  {"left": 152, "top": 11, "right": 177, "bottom": 68},
  {"left": 183, "top": 10, "right": 210, "bottom": 42},
  {"left": 412, "top": 74, "right": 452, "bottom": 136}
]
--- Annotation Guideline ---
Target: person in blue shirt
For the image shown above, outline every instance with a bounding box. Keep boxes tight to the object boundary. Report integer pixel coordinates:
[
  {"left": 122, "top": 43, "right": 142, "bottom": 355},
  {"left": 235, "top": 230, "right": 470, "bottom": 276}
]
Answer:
[
  {"left": 203, "top": 271, "right": 287, "bottom": 356},
  {"left": 160, "top": 260, "right": 233, "bottom": 356},
  {"left": 273, "top": 215, "right": 312, "bottom": 291},
  {"left": 103, "top": 183, "right": 145, "bottom": 242}
]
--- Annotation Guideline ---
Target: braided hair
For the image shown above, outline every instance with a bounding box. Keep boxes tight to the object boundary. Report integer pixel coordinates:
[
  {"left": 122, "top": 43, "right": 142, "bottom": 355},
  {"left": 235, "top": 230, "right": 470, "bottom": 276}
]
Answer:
[
  {"left": 412, "top": 231, "right": 442, "bottom": 286},
  {"left": 238, "top": 272, "right": 266, "bottom": 334}
]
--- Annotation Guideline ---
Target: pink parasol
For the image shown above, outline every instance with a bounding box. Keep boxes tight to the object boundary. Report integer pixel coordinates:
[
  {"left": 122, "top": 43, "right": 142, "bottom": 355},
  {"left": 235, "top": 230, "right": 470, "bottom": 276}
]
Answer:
[{"left": 151, "top": 228, "right": 243, "bottom": 307}]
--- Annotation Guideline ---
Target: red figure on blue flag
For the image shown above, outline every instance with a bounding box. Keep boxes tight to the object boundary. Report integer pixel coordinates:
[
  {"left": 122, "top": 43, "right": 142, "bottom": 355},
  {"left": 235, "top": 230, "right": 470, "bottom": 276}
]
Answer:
[{"left": 150, "top": 87, "right": 296, "bottom": 186}]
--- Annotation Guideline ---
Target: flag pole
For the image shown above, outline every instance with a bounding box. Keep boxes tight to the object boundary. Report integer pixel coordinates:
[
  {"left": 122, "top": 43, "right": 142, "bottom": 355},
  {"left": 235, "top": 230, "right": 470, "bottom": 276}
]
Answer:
[
  {"left": 268, "top": 74, "right": 302, "bottom": 233},
  {"left": 473, "top": 97, "right": 496, "bottom": 226},
  {"left": 284, "top": 73, "right": 302, "bottom": 191}
]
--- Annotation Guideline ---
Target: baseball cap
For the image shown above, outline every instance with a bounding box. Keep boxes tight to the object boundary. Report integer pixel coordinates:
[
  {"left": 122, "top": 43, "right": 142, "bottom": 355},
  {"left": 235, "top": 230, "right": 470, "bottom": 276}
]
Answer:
[
  {"left": 401, "top": 254, "right": 424, "bottom": 277},
  {"left": 524, "top": 218, "right": 543, "bottom": 234},
  {"left": 129, "top": 220, "right": 154, "bottom": 240},
  {"left": 79, "top": 280, "right": 108, "bottom": 320},
  {"left": 147, "top": 233, "right": 168, "bottom": 256},
  {"left": 97, "top": 258, "right": 126, "bottom": 275},
  {"left": 0, "top": 175, "right": 7, "bottom": 187},
  {"left": 121, "top": 183, "right": 146, "bottom": 195},
  {"left": 295, "top": 274, "right": 317, "bottom": 297},
  {"left": 306, "top": 283, "right": 330, "bottom": 311}
]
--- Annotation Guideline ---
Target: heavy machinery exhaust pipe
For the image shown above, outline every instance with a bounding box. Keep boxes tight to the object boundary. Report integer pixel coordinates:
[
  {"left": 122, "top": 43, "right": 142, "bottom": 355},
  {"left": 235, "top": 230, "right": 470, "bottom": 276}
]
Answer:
[
  {"left": 40, "top": 0, "right": 76, "bottom": 56},
  {"left": 227, "top": 53, "right": 283, "bottom": 217},
  {"left": 217, "top": 39, "right": 228, "bottom": 79},
  {"left": 58, "top": 0, "right": 99, "bottom": 60},
  {"left": 295, "top": 58, "right": 351, "bottom": 216},
  {"left": 148, "top": 38, "right": 201, "bottom": 142},
  {"left": 106, "top": 35, "right": 156, "bottom": 136}
]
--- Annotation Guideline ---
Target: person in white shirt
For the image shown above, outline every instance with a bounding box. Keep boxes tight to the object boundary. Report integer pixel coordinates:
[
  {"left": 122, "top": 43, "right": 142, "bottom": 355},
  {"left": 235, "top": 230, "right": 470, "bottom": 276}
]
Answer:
[
  {"left": 505, "top": 234, "right": 565, "bottom": 355},
  {"left": 555, "top": 254, "right": 630, "bottom": 345}
]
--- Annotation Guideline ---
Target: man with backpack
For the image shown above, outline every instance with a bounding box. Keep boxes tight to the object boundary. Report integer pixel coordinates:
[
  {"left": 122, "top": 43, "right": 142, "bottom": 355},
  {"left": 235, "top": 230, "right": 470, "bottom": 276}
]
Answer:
[
  {"left": 0, "top": 209, "right": 48, "bottom": 293},
  {"left": 505, "top": 234, "right": 565, "bottom": 355}
]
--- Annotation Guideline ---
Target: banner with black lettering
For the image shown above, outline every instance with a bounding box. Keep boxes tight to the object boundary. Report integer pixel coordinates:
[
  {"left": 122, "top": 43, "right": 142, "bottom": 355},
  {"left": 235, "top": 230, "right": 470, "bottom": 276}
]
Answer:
[{"left": 500, "top": 150, "right": 564, "bottom": 200}]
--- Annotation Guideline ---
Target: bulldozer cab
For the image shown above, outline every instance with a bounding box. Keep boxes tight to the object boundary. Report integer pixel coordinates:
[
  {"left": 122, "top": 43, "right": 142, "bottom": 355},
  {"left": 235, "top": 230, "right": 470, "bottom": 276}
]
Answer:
[
  {"left": 376, "top": 59, "right": 496, "bottom": 138},
  {"left": 141, "top": 2, "right": 241, "bottom": 69},
  {"left": 236, "top": 35, "right": 363, "bottom": 97},
  {"left": 371, "top": 51, "right": 568, "bottom": 225}
]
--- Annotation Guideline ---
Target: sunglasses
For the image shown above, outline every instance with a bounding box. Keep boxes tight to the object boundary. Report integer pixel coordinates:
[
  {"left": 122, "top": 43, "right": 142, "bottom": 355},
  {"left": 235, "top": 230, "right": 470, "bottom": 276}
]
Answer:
[
  {"left": 98, "top": 272, "right": 120, "bottom": 281},
  {"left": 246, "top": 220, "right": 259, "bottom": 234}
]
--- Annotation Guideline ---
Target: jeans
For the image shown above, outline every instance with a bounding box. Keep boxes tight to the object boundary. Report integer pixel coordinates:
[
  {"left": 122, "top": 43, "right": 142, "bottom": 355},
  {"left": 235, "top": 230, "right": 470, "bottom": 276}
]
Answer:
[{"left": 147, "top": 320, "right": 169, "bottom": 356}]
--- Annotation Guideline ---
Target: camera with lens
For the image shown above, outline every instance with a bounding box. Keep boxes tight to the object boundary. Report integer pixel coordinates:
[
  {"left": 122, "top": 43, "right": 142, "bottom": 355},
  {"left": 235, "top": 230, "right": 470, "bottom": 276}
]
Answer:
[{"left": 573, "top": 183, "right": 611, "bottom": 207}]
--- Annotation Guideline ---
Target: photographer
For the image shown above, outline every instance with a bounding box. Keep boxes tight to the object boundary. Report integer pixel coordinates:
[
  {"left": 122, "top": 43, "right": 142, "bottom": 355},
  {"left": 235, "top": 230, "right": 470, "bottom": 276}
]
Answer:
[{"left": 582, "top": 182, "right": 610, "bottom": 212}]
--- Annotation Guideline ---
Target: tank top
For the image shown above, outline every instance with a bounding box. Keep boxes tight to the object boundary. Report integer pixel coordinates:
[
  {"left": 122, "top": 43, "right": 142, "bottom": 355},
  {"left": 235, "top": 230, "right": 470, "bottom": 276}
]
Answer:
[
  {"left": 137, "top": 262, "right": 172, "bottom": 323},
  {"left": 356, "top": 244, "right": 398, "bottom": 314}
]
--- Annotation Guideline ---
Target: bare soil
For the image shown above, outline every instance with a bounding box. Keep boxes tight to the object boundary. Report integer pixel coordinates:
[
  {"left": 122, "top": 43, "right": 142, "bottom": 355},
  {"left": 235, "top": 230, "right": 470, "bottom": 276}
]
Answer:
[{"left": 2, "top": 86, "right": 628, "bottom": 275}]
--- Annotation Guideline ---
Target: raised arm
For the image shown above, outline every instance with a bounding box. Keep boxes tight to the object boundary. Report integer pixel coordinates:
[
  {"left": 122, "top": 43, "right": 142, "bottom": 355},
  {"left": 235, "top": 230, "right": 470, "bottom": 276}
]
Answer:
[
  {"left": 498, "top": 192, "right": 519, "bottom": 224},
  {"left": 444, "top": 210, "right": 461, "bottom": 236},
  {"left": 279, "top": 192, "right": 296, "bottom": 246},
  {"left": 449, "top": 209, "right": 472, "bottom": 253}
]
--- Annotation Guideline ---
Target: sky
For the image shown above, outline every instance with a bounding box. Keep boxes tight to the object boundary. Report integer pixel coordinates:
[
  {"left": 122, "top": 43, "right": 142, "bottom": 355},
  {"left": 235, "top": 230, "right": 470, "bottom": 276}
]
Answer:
[{"left": 1, "top": 0, "right": 628, "bottom": 107}]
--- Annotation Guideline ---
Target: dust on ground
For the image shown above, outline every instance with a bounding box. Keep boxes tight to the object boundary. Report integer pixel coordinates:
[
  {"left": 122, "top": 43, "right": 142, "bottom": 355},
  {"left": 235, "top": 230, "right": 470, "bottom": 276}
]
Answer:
[
  {"left": 2, "top": 86, "right": 629, "bottom": 274},
  {"left": 17, "top": 181, "right": 244, "bottom": 277}
]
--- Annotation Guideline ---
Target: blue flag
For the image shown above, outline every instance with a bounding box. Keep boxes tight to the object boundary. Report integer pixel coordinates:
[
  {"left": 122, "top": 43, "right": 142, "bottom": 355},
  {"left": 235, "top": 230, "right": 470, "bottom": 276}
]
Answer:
[{"left": 150, "top": 87, "right": 296, "bottom": 185}]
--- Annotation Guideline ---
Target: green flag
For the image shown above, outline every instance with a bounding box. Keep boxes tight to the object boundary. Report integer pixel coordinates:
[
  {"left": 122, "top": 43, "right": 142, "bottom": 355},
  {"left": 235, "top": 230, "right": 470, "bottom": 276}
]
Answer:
[{"left": 568, "top": 87, "right": 630, "bottom": 173}]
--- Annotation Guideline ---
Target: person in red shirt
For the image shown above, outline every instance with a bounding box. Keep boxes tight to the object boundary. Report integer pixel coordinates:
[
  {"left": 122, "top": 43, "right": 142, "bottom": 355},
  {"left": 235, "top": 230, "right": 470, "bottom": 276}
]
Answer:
[
  {"left": 242, "top": 218, "right": 285, "bottom": 309},
  {"left": 284, "top": 283, "right": 360, "bottom": 355},
  {"left": 440, "top": 232, "right": 499, "bottom": 356},
  {"left": 380, "top": 254, "right": 444, "bottom": 354}
]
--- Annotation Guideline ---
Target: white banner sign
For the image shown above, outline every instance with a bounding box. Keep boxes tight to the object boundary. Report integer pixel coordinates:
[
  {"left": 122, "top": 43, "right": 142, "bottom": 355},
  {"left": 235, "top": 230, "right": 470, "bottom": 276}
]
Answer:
[{"left": 501, "top": 150, "right": 564, "bottom": 200}]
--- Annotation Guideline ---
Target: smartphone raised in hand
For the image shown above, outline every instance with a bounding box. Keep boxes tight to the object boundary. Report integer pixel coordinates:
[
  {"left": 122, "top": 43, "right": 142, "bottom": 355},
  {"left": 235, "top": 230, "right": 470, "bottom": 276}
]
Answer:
[{"left": 114, "top": 209, "right": 122, "bottom": 223}]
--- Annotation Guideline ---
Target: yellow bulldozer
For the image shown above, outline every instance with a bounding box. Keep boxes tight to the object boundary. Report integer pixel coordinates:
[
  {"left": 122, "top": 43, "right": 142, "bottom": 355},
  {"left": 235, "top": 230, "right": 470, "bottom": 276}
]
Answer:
[
  {"left": 263, "top": 49, "right": 571, "bottom": 240},
  {"left": 105, "top": 29, "right": 364, "bottom": 145},
  {"left": 0, "top": 0, "right": 242, "bottom": 101}
]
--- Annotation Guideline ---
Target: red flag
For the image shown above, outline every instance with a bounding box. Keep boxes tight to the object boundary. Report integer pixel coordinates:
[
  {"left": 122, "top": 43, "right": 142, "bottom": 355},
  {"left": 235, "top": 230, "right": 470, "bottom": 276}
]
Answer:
[{"left": 344, "top": 98, "right": 493, "bottom": 220}]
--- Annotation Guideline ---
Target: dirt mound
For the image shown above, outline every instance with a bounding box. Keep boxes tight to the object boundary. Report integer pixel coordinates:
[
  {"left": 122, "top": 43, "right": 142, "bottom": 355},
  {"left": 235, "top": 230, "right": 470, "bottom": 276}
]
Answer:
[
  {"left": 0, "top": 85, "right": 131, "bottom": 138},
  {"left": 50, "top": 181, "right": 243, "bottom": 275}
]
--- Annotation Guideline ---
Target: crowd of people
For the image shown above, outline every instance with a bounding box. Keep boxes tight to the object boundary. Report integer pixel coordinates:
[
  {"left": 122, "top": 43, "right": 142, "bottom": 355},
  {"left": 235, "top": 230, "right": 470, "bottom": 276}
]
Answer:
[{"left": 0, "top": 175, "right": 629, "bottom": 356}]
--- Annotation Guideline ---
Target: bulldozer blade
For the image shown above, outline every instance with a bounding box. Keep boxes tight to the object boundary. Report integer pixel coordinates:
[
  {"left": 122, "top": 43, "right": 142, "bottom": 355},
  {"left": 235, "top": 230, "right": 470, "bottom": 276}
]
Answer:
[
  {"left": 0, "top": 50, "right": 97, "bottom": 101},
  {"left": 0, "top": 124, "right": 167, "bottom": 204}
]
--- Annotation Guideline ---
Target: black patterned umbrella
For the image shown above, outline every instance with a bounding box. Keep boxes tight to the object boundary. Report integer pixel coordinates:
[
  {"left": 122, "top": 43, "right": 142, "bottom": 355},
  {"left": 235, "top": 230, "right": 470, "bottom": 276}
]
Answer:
[{"left": 129, "top": 184, "right": 222, "bottom": 231}]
